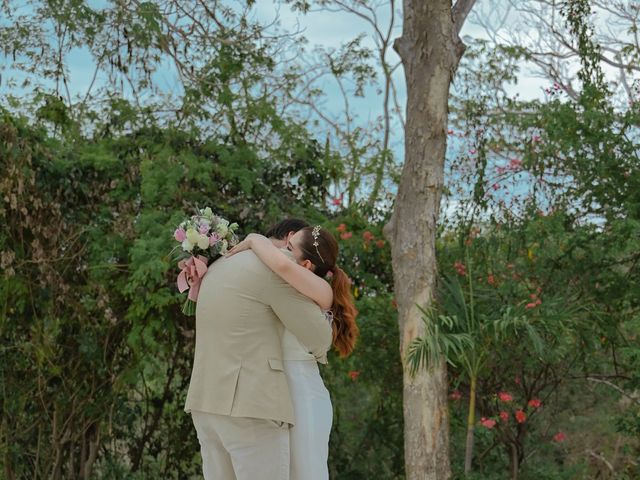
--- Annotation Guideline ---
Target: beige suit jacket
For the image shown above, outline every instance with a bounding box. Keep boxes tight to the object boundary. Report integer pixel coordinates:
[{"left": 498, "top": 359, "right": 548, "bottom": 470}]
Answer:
[{"left": 184, "top": 250, "right": 332, "bottom": 425}]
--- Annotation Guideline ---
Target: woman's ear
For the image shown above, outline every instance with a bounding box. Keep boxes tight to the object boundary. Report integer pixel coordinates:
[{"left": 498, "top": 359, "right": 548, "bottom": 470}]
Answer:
[{"left": 300, "top": 259, "right": 314, "bottom": 271}]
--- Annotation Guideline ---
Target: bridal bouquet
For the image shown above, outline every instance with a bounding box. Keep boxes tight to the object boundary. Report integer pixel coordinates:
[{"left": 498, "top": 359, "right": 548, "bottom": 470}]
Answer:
[{"left": 173, "top": 207, "right": 239, "bottom": 315}]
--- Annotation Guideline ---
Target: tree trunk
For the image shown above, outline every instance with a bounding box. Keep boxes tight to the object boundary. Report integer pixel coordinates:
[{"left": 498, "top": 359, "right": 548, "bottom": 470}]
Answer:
[{"left": 385, "top": 0, "right": 470, "bottom": 478}]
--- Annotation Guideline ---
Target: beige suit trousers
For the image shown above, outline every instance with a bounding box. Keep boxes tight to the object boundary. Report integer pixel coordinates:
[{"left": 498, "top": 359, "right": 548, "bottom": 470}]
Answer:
[{"left": 191, "top": 411, "right": 290, "bottom": 480}]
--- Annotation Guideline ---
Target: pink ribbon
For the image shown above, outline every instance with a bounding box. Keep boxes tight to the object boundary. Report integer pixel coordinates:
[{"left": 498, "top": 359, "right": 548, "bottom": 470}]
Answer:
[{"left": 177, "top": 255, "right": 208, "bottom": 301}]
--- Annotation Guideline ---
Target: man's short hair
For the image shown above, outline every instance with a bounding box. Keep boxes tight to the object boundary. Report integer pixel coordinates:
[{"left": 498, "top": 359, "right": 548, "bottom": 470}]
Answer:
[{"left": 265, "top": 218, "right": 309, "bottom": 240}]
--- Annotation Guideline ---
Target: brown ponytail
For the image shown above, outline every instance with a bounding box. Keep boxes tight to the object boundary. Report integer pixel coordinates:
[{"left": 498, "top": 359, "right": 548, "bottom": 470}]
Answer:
[{"left": 329, "top": 266, "right": 359, "bottom": 357}]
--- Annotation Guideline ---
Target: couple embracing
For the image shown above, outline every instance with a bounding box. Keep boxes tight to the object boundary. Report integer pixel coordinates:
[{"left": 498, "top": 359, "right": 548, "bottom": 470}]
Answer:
[{"left": 184, "top": 219, "right": 359, "bottom": 479}]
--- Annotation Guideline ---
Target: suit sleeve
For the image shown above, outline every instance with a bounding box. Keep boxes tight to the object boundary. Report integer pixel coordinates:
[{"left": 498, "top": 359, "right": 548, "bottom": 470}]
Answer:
[{"left": 264, "top": 280, "right": 332, "bottom": 363}]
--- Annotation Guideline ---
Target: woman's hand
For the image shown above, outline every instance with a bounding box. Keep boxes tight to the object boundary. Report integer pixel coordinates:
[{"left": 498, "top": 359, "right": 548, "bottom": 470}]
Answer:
[{"left": 225, "top": 233, "right": 262, "bottom": 257}]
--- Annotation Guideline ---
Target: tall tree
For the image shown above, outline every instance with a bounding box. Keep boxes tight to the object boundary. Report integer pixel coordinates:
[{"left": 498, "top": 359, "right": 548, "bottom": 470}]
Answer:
[{"left": 384, "top": 0, "right": 476, "bottom": 477}]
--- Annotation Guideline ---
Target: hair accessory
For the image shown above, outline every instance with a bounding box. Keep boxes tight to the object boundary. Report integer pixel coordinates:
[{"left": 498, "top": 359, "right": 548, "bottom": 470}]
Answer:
[{"left": 311, "top": 225, "right": 325, "bottom": 263}]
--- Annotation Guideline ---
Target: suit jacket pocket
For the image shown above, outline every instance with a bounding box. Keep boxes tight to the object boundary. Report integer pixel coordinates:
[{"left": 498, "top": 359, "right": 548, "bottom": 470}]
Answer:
[{"left": 268, "top": 358, "right": 284, "bottom": 371}]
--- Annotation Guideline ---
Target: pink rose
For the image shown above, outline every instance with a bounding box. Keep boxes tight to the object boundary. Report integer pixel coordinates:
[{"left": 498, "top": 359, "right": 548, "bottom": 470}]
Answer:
[
  {"left": 528, "top": 398, "right": 542, "bottom": 409},
  {"left": 553, "top": 431, "right": 566, "bottom": 442},
  {"left": 498, "top": 391, "right": 513, "bottom": 402},
  {"left": 174, "top": 228, "right": 187, "bottom": 242},
  {"left": 198, "top": 224, "right": 209, "bottom": 234},
  {"left": 480, "top": 417, "right": 496, "bottom": 429}
]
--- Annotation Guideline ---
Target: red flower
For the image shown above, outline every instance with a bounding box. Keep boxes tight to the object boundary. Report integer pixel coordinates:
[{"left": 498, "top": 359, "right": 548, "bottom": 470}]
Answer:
[
  {"left": 362, "top": 231, "right": 375, "bottom": 242},
  {"left": 553, "top": 431, "right": 567, "bottom": 442},
  {"left": 528, "top": 398, "right": 542, "bottom": 409},
  {"left": 480, "top": 417, "right": 496, "bottom": 429},
  {"left": 498, "top": 391, "right": 513, "bottom": 402},
  {"left": 487, "top": 274, "right": 496, "bottom": 286},
  {"left": 447, "top": 129, "right": 454, "bottom": 135},
  {"left": 525, "top": 302, "right": 537, "bottom": 310},
  {"left": 515, "top": 410, "right": 526, "bottom": 423},
  {"left": 348, "top": 371, "right": 360, "bottom": 381},
  {"left": 337, "top": 223, "right": 347, "bottom": 233},
  {"left": 340, "top": 232, "right": 353, "bottom": 240},
  {"left": 376, "top": 239, "right": 385, "bottom": 248},
  {"left": 499, "top": 411, "right": 510, "bottom": 422},
  {"left": 509, "top": 158, "right": 523, "bottom": 169},
  {"left": 454, "top": 261, "right": 466, "bottom": 276},
  {"left": 331, "top": 194, "right": 344, "bottom": 206},
  {"left": 449, "top": 390, "right": 462, "bottom": 401}
]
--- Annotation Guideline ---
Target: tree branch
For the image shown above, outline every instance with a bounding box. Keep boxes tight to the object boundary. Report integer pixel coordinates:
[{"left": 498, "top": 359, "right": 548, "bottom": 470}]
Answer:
[{"left": 452, "top": 0, "right": 477, "bottom": 35}]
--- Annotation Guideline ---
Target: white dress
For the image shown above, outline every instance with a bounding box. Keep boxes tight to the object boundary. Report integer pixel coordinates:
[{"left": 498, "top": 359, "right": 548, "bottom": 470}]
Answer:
[{"left": 282, "top": 322, "right": 333, "bottom": 480}]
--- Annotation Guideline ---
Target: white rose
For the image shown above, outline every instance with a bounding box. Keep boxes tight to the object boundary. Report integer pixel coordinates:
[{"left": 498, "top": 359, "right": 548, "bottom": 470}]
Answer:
[
  {"left": 182, "top": 239, "right": 194, "bottom": 252},
  {"left": 216, "top": 220, "right": 229, "bottom": 237},
  {"left": 203, "top": 207, "right": 214, "bottom": 219},
  {"left": 197, "top": 234, "right": 209, "bottom": 250},
  {"left": 186, "top": 228, "right": 200, "bottom": 244}
]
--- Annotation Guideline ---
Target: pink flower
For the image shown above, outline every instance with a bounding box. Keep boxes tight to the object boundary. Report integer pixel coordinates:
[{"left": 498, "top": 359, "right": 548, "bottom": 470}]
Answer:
[
  {"left": 209, "top": 233, "right": 220, "bottom": 246},
  {"left": 198, "top": 223, "right": 209, "bottom": 234},
  {"left": 509, "top": 158, "right": 523, "bottom": 169},
  {"left": 487, "top": 274, "right": 496, "bottom": 286},
  {"left": 332, "top": 195, "right": 343, "bottom": 206},
  {"left": 362, "top": 231, "right": 375, "bottom": 243},
  {"left": 469, "top": 149, "right": 477, "bottom": 155},
  {"left": 174, "top": 228, "right": 187, "bottom": 242},
  {"left": 532, "top": 135, "right": 541, "bottom": 142},
  {"left": 376, "top": 239, "right": 386, "bottom": 248},
  {"left": 348, "top": 371, "right": 360, "bottom": 381},
  {"left": 449, "top": 390, "right": 462, "bottom": 401},
  {"left": 515, "top": 410, "right": 526, "bottom": 423},
  {"left": 337, "top": 223, "right": 347, "bottom": 233},
  {"left": 447, "top": 129, "right": 454, "bottom": 135},
  {"left": 480, "top": 417, "right": 496, "bottom": 429},
  {"left": 340, "top": 232, "right": 353, "bottom": 240},
  {"left": 553, "top": 431, "right": 567, "bottom": 442},
  {"left": 500, "top": 411, "right": 510, "bottom": 422},
  {"left": 525, "top": 302, "right": 537, "bottom": 310},
  {"left": 528, "top": 398, "right": 542, "bottom": 409},
  {"left": 454, "top": 261, "right": 466, "bottom": 276},
  {"left": 498, "top": 392, "right": 513, "bottom": 402}
]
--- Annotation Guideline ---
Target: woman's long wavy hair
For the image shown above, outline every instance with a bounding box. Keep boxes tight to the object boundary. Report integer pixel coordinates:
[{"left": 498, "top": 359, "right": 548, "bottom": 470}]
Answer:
[{"left": 297, "top": 226, "right": 359, "bottom": 357}]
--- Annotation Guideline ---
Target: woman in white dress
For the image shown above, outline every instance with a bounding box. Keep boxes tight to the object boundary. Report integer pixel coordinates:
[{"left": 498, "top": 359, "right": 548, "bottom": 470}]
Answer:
[{"left": 227, "top": 225, "right": 359, "bottom": 480}]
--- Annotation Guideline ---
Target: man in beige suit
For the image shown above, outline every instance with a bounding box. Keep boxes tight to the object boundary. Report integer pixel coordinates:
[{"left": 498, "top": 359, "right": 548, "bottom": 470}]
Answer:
[{"left": 184, "top": 222, "right": 332, "bottom": 480}]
